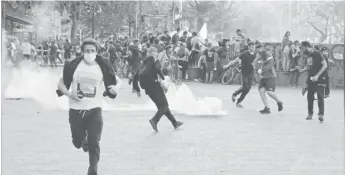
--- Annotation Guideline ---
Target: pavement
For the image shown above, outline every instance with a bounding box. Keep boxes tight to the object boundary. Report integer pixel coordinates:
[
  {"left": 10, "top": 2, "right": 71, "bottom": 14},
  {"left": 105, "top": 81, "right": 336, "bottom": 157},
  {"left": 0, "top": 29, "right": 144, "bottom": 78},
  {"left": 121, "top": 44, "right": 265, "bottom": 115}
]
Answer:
[{"left": 2, "top": 77, "right": 344, "bottom": 175}]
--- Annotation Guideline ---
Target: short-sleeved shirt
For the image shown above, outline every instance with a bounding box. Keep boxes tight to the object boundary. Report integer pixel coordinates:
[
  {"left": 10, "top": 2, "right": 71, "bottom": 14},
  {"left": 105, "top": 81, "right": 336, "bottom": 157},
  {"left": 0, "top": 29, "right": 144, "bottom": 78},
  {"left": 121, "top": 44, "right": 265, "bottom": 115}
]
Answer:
[
  {"left": 68, "top": 61, "right": 104, "bottom": 110},
  {"left": 239, "top": 50, "right": 255, "bottom": 75},
  {"left": 308, "top": 51, "right": 326, "bottom": 78}
]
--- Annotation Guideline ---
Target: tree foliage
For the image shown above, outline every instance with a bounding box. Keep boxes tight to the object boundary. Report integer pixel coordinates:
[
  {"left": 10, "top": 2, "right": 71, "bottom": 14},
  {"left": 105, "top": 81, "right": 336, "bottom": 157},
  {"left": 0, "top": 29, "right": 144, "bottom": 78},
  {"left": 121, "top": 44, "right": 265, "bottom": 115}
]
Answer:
[{"left": 297, "top": 1, "right": 344, "bottom": 43}]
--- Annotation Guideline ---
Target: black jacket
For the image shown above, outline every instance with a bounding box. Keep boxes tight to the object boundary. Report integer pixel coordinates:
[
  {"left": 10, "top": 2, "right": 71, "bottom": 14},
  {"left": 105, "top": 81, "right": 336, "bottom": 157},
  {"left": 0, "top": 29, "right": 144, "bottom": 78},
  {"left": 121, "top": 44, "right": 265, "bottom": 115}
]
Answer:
[
  {"left": 56, "top": 55, "right": 117, "bottom": 99},
  {"left": 132, "top": 56, "right": 164, "bottom": 93}
]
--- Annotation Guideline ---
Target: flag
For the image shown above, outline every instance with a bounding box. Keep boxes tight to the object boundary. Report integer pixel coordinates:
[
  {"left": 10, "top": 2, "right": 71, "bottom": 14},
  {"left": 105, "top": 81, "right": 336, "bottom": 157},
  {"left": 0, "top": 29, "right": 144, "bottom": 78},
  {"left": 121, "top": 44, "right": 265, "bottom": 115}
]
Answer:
[{"left": 198, "top": 23, "right": 207, "bottom": 40}]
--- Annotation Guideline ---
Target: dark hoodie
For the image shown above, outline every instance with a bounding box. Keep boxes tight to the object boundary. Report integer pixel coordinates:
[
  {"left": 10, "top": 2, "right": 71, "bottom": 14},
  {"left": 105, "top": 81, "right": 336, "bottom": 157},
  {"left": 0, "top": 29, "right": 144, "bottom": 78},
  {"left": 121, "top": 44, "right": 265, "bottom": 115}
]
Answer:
[
  {"left": 132, "top": 56, "right": 164, "bottom": 93},
  {"left": 56, "top": 55, "right": 117, "bottom": 99}
]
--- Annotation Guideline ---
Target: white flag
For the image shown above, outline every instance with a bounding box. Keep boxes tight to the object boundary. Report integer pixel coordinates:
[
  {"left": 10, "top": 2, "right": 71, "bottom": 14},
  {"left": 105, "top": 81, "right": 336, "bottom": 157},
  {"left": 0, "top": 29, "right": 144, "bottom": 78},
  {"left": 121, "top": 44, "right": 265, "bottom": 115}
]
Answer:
[{"left": 198, "top": 23, "right": 207, "bottom": 40}]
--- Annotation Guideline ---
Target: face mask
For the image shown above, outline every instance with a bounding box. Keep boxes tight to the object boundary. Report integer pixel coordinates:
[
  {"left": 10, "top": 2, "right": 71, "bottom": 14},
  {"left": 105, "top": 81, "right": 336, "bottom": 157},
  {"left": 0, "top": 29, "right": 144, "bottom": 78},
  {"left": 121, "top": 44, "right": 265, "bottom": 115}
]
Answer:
[{"left": 84, "top": 53, "right": 97, "bottom": 63}]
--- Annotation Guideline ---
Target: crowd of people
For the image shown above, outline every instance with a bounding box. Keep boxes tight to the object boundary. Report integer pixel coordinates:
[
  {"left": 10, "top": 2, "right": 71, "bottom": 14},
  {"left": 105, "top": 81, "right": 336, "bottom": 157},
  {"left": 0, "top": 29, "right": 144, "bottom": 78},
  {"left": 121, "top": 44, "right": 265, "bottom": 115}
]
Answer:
[{"left": 53, "top": 32, "right": 330, "bottom": 175}]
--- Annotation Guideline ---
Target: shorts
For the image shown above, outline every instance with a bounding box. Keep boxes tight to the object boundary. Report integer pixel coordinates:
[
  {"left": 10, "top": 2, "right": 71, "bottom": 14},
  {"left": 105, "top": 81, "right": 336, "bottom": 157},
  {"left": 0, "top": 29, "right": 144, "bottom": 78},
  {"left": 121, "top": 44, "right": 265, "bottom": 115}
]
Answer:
[{"left": 259, "top": 77, "right": 276, "bottom": 92}]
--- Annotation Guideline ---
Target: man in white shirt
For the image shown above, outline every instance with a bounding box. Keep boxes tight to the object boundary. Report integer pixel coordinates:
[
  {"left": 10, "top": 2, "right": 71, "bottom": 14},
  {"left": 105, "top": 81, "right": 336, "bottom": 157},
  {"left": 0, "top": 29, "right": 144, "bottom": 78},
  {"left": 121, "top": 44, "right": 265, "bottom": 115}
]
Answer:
[
  {"left": 21, "top": 38, "right": 32, "bottom": 60},
  {"left": 174, "top": 43, "right": 190, "bottom": 80},
  {"left": 57, "top": 38, "right": 118, "bottom": 175}
]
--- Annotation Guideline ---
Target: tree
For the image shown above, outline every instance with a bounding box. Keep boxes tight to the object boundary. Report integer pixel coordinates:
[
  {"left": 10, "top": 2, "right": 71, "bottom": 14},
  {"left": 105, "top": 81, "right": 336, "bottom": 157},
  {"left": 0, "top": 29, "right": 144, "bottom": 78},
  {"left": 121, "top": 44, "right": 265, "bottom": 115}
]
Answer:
[
  {"left": 297, "top": 1, "right": 345, "bottom": 43},
  {"left": 207, "top": 1, "right": 237, "bottom": 35},
  {"left": 183, "top": 0, "right": 216, "bottom": 31}
]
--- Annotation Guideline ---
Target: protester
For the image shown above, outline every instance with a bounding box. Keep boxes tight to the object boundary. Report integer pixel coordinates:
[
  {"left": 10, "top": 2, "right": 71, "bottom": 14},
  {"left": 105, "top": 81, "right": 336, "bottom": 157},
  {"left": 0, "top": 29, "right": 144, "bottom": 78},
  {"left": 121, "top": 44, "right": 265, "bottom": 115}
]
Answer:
[
  {"left": 174, "top": 42, "right": 190, "bottom": 80},
  {"left": 56, "top": 38, "right": 118, "bottom": 175},
  {"left": 199, "top": 47, "right": 218, "bottom": 84},
  {"left": 281, "top": 31, "right": 292, "bottom": 72},
  {"left": 49, "top": 41, "right": 58, "bottom": 68},
  {"left": 300, "top": 41, "right": 328, "bottom": 121},
  {"left": 64, "top": 39, "right": 72, "bottom": 60},
  {"left": 223, "top": 42, "right": 256, "bottom": 108},
  {"left": 132, "top": 47, "right": 183, "bottom": 132},
  {"left": 288, "top": 40, "right": 301, "bottom": 87},
  {"left": 21, "top": 38, "right": 32, "bottom": 60}
]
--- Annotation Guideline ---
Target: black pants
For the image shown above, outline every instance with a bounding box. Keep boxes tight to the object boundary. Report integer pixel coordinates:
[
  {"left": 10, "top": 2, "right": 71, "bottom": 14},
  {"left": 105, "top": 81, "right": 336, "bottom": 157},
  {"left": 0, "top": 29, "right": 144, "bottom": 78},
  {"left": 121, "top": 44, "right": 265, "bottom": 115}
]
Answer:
[
  {"left": 189, "top": 50, "right": 199, "bottom": 66},
  {"left": 64, "top": 51, "right": 71, "bottom": 60},
  {"left": 233, "top": 73, "right": 254, "bottom": 104},
  {"left": 145, "top": 82, "right": 177, "bottom": 126},
  {"left": 325, "top": 75, "right": 330, "bottom": 97},
  {"left": 178, "top": 60, "right": 188, "bottom": 80},
  {"left": 69, "top": 107, "right": 103, "bottom": 175},
  {"left": 307, "top": 82, "right": 325, "bottom": 115},
  {"left": 201, "top": 63, "right": 207, "bottom": 82},
  {"left": 50, "top": 54, "right": 57, "bottom": 67},
  {"left": 289, "top": 70, "right": 300, "bottom": 86}
]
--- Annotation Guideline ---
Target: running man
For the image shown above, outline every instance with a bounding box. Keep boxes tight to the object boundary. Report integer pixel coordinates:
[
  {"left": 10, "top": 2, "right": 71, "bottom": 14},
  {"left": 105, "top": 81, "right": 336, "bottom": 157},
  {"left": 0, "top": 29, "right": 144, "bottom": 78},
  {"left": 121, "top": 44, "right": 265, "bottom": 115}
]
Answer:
[{"left": 223, "top": 41, "right": 256, "bottom": 108}]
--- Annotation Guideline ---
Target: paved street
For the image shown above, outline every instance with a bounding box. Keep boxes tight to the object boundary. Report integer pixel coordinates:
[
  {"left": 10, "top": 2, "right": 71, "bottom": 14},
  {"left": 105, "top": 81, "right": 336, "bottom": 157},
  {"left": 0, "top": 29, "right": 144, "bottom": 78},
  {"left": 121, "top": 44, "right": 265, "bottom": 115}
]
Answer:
[{"left": 2, "top": 79, "right": 344, "bottom": 175}]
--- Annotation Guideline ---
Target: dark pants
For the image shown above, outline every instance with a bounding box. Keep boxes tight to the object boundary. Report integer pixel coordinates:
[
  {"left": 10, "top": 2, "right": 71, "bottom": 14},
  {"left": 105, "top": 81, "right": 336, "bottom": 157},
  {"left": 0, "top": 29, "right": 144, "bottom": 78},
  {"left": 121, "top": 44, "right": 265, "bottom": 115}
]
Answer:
[
  {"left": 307, "top": 81, "right": 325, "bottom": 115},
  {"left": 189, "top": 50, "right": 199, "bottom": 66},
  {"left": 178, "top": 60, "right": 188, "bottom": 80},
  {"left": 145, "top": 82, "right": 177, "bottom": 126},
  {"left": 201, "top": 63, "right": 207, "bottom": 82},
  {"left": 325, "top": 75, "right": 330, "bottom": 97},
  {"left": 56, "top": 52, "right": 63, "bottom": 63},
  {"left": 289, "top": 70, "right": 300, "bottom": 86},
  {"left": 50, "top": 54, "right": 57, "bottom": 68},
  {"left": 69, "top": 107, "right": 103, "bottom": 175},
  {"left": 64, "top": 51, "right": 71, "bottom": 60},
  {"left": 233, "top": 73, "right": 254, "bottom": 104}
]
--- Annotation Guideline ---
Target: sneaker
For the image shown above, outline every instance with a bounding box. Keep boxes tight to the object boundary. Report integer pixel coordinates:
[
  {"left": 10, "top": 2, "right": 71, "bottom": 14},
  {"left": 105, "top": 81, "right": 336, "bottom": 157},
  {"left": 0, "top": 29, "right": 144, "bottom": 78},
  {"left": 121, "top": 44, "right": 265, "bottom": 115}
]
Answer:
[
  {"left": 232, "top": 94, "right": 236, "bottom": 103},
  {"left": 260, "top": 107, "right": 271, "bottom": 114},
  {"left": 306, "top": 114, "right": 313, "bottom": 120},
  {"left": 174, "top": 121, "right": 183, "bottom": 129},
  {"left": 318, "top": 114, "right": 324, "bottom": 122},
  {"left": 277, "top": 102, "right": 283, "bottom": 112},
  {"left": 149, "top": 119, "right": 158, "bottom": 132},
  {"left": 236, "top": 103, "right": 243, "bottom": 108}
]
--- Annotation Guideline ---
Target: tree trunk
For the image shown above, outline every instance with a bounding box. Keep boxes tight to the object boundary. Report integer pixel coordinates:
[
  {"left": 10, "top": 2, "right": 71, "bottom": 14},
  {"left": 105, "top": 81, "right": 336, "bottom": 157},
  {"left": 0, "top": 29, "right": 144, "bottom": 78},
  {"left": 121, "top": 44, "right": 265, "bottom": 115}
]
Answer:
[{"left": 70, "top": 2, "right": 80, "bottom": 45}]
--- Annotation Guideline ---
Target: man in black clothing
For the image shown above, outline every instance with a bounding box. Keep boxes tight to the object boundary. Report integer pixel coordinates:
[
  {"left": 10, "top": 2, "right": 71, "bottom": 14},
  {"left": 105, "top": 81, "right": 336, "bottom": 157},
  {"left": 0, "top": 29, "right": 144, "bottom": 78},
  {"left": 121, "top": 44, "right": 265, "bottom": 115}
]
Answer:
[
  {"left": 301, "top": 41, "right": 328, "bottom": 122},
  {"left": 320, "top": 47, "right": 330, "bottom": 98},
  {"left": 223, "top": 42, "right": 256, "bottom": 108},
  {"left": 160, "top": 31, "right": 171, "bottom": 46},
  {"left": 64, "top": 39, "right": 72, "bottom": 60},
  {"left": 179, "top": 31, "right": 188, "bottom": 43},
  {"left": 171, "top": 28, "right": 181, "bottom": 47},
  {"left": 132, "top": 47, "right": 183, "bottom": 132},
  {"left": 107, "top": 42, "right": 118, "bottom": 65},
  {"left": 128, "top": 40, "right": 141, "bottom": 85}
]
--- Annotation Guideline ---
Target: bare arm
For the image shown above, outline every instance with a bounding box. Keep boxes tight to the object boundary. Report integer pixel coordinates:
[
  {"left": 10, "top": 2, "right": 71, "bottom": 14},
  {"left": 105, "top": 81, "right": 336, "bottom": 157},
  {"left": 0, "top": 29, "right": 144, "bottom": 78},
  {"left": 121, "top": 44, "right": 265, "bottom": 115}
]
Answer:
[
  {"left": 224, "top": 57, "right": 241, "bottom": 69},
  {"left": 315, "top": 60, "right": 328, "bottom": 77},
  {"left": 57, "top": 78, "right": 71, "bottom": 97}
]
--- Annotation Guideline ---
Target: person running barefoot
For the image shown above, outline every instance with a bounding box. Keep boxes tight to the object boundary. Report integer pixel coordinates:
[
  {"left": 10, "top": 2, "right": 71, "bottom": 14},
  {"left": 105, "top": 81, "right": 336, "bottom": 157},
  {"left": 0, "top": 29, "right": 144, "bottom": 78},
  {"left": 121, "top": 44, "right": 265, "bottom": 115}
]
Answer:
[{"left": 257, "top": 50, "right": 283, "bottom": 114}]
